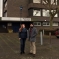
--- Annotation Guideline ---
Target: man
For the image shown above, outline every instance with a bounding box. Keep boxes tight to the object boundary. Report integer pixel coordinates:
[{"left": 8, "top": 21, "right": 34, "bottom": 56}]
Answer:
[{"left": 28, "top": 23, "right": 37, "bottom": 57}]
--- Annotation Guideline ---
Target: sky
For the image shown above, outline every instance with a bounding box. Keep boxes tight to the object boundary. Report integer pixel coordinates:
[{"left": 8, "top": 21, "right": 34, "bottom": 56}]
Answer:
[{"left": 0, "top": 0, "right": 3, "bottom": 17}]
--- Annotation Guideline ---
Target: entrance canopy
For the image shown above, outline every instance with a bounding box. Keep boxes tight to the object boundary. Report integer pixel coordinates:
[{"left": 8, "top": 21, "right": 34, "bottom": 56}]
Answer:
[{"left": 1, "top": 17, "right": 31, "bottom": 21}]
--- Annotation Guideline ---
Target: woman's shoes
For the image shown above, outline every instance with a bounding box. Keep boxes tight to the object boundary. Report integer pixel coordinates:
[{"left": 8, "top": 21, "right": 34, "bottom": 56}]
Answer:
[
  {"left": 23, "top": 52, "right": 25, "bottom": 54},
  {"left": 20, "top": 52, "right": 23, "bottom": 54},
  {"left": 20, "top": 52, "right": 25, "bottom": 54}
]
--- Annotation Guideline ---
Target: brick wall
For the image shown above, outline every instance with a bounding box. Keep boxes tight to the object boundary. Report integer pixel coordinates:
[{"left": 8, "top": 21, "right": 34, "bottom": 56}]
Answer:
[{"left": 7, "top": 0, "right": 29, "bottom": 17}]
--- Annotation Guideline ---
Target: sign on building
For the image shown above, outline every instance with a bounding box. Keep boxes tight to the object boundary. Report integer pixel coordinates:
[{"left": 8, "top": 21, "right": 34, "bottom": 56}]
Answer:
[{"left": 1, "top": 17, "right": 31, "bottom": 21}]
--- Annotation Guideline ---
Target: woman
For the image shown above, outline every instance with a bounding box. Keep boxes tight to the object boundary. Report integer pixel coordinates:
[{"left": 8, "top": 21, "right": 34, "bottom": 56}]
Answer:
[{"left": 19, "top": 24, "right": 27, "bottom": 54}]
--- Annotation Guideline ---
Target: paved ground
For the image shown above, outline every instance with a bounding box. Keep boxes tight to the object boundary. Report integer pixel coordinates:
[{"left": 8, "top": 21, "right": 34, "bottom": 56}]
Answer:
[{"left": 0, "top": 33, "right": 59, "bottom": 59}]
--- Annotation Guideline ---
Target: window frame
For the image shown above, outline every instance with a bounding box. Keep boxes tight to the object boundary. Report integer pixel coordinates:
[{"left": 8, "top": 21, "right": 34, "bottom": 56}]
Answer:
[
  {"left": 33, "top": 9, "right": 41, "bottom": 16},
  {"left": 34, "top": 22, "right": 41, "bottom": 26},
  {"left": 43, "top": 22, "right": 50, "bottom": 26}
]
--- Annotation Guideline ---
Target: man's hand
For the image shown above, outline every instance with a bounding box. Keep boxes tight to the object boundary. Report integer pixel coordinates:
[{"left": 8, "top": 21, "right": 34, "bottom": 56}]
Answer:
[
  {"left": 26, "top": 38, "right": 28, "bottom": 40},
  {"left": 19, "top": 38, "right": 21, "bottom": 40},
  {"left": 26, "top": 38, "right": 30, "bottom": 41}
]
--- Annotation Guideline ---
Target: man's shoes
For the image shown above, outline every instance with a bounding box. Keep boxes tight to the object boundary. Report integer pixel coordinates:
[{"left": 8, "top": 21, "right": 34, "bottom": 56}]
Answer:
[
  {"left": 33, "top": 54, "right": 36, "bottom": 57},
  {"left": 28, "top": 53, "right": 36, "bottom": 57}
]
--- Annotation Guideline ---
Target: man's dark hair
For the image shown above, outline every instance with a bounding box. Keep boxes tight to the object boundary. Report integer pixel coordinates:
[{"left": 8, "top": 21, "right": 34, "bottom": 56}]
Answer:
[{"left": 30, "top": 23, "right": 34, "bottom": 25}]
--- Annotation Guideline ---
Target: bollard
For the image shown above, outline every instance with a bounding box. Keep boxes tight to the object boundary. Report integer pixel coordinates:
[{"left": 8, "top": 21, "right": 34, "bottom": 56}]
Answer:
[{"left": 40, "top": 31, "right": 43, "bottom": 45}]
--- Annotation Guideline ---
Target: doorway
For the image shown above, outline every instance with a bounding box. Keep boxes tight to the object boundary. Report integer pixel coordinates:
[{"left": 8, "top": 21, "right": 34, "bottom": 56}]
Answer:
[{"left": 0, "top": 22, "right": 8, "bottom": 33}]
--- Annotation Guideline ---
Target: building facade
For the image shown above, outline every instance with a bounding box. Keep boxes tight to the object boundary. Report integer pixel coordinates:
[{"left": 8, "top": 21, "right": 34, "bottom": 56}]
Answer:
[
  {"left": 2, "top": 0, "right": 59, "bottom": 33},
  {"left": 3, "top": 0, "right": 29, "bottom": 17}
]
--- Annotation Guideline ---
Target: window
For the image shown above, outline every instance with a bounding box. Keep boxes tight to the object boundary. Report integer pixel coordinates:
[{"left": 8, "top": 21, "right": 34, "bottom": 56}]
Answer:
[
  {"left": 4, "top": 11, "right": 7, "bottom": 17},
  {"left": 54, "top": 14, "right": 58, "bottom": 17},
  {"left": 5, "top": 2, "right": 7, "bottom": 7},
  {"left": 2, "top": 25, "right": 6, "bottom": 29},
  {"left": 42, "top": 0, "right": 48, "bottom": 4},
  {"left": 33, "top": 0, "right": 41, "bottom": 3},
  {"left": 34, "top": 22, "right": 37, "bottom": 25},
  {"left": 33, "top": 9, "right": 41, "bottom": 16},
  {"left": 43, "top": 22, "right": 50, "bottom": 26},
  {"left": 42, "top": 9, "right": 58, "bottom": 17},
  {"left": 43, "top": 22, "right": 58, "bottom": 26},
  {"left": 42, "top": 0, "right": 57, "bottom": 5},
  {"left": 56, "top": 0, "right": 57, "bottom": 5},
  {"left": 34, "top": 22, "right": 41, "bottom": 26},
  {"left": 42, "top": 9, "right": 49, "bottom": 17},
  {"left": 51, "top": 10, "right": 58, "bottom": 17},
  {"left": 8, "top": 23, "right": 12, "bottom": 26},
  {"left": 53, "top": 22, "right": 58, "bottom": 26},
  {"left": 51, "top": 0, "right": 57, "bottom": 5}
]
